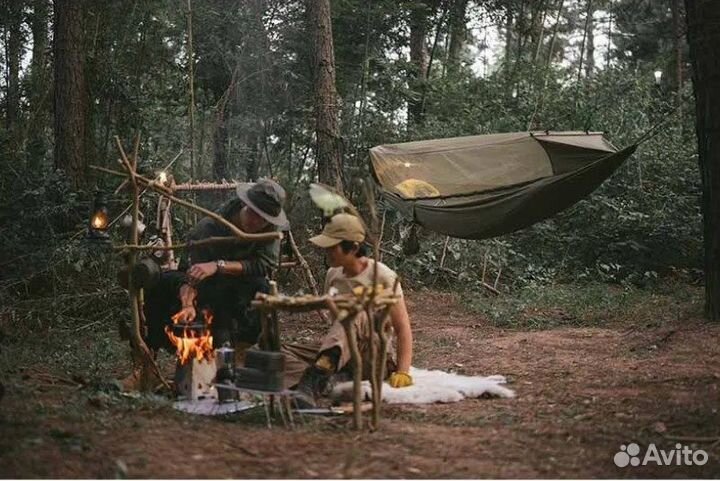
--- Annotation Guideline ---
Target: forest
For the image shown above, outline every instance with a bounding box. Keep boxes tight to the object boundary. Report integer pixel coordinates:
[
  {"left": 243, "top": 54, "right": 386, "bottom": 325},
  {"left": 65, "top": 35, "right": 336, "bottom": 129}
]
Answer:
[{"left": 0, "top": 0, "right": 719, "bottom": 478}]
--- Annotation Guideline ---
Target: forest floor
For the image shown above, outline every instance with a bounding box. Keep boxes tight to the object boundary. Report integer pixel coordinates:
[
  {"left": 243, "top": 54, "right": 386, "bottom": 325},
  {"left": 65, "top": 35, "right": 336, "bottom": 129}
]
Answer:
[{"left": 1, "top": 283, "right": 719, "bottom": 478}]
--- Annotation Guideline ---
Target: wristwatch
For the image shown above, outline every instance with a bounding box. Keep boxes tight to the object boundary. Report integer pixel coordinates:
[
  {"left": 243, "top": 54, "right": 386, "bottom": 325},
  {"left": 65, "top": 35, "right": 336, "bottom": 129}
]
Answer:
[{"left": 216, "top": 259, "right": 226, "bottom": 274}]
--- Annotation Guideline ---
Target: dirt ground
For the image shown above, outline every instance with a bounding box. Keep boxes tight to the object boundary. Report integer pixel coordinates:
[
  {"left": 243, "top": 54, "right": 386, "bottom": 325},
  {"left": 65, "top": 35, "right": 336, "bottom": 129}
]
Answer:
[{"left": 1, "top": 290, "right": 719, "bottom": 478}]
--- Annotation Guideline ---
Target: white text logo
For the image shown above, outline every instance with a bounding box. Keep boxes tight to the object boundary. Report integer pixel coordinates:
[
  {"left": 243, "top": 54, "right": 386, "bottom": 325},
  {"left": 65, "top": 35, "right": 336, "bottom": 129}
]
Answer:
[{"left": 614, "top": 443, "right": 708, "bottom": 467}]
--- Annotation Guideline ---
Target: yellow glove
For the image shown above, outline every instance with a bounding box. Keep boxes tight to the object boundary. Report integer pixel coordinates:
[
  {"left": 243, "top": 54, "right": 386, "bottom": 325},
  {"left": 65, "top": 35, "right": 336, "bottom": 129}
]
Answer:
[{"left": 388, "top": 371, "right": 413, "bottom": 388}]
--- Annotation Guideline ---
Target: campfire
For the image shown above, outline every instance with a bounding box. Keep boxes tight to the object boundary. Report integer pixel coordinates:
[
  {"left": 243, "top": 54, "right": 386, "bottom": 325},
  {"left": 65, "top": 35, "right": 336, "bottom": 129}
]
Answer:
[
  {"left": 165, "top": 308, "right": 217, "bottom": 401},
  {"left": 164, "top": 308, "right": 215, "bottom": 364}
]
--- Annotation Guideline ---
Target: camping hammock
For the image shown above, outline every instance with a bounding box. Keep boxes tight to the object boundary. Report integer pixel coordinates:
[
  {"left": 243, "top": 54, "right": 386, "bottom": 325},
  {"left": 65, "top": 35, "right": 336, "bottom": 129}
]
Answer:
[{"left": 369, "top": 131, "right": 637, "bottom": 240}]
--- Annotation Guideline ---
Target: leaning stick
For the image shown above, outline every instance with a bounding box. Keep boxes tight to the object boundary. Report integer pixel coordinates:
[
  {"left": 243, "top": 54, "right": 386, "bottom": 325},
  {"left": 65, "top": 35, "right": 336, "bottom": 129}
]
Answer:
[
  {"left": 108, "top": 148, "right": 184, "bottom": 230},
  {"left": 362, "top": 180, "right": 384, "bottom": 429},
  {"left": 116, "top": 136, "right": 170, "bottom": 392},
  {"left": 286, "top": 230, "right": 328, "bottom": 324},
  {"left": 269, "top": 281, "right": 281, "bottom": 351},
  {"left": 372, "top": 276, "right": 400, "bottom": 428},
  {"left": 339, "top": 307, "right": 363, "bottom": 430},
  {"left": 287, "top": 230, "right": 321, "bottom": 296},
  {"left": 114, "top": 236, "right": 256, "bottom": 252},
  {"left": 366, "top": 303, "right": 379, "bottom": 430},
  {"left": 90, "top": 164, "right": 281, "bottom": 243}
]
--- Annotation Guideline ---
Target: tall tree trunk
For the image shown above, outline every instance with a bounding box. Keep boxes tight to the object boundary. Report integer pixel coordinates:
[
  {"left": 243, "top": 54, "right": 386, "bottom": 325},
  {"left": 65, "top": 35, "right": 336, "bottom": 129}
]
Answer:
[
  {"left": 504, "top": 8, "right": 514, "bottom": 77},
  {"left": 447, "top": 0, "right": 468, "bottom": 75},
  {"left": 532, "top": 1, "right": 548, "bottom": 64},
  {"left": 408, "top": 2, "right": 430, "bottom": 128},
  {"left": 605, "top": 0, "right": 612, "bottom": 70},
  {"left": 585, "top": 2, "right": 595, "bottom": 78},
  {"left": 576, "top": 0, "right": 593, "bottom": 84},
  {"left": 546, "top": 0, "right": 565, "bottom": 69},
  {"left": 672, "top": 0, "right": 683, "bottom": 122},
  {"left": 27, "top": 0, "right": 51, "bottom": 170},
  {"left": 53, "top": 0, "right": 90, "bottom": 188},
  {"left": 685, "top": 0, "right": 720, "bottom": 320},
  {"left": 6, "top": 0, "right": 23, "bottom": 133},
  {"left": 308, "top": 0, "right": 343, "bottom": 193},
  {"left": 516, "top": 0, "right": 526, "bottom": 63}
]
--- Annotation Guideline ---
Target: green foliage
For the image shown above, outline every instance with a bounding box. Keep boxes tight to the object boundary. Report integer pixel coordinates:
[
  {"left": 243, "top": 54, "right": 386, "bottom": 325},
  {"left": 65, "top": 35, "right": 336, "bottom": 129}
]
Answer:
[
  {"left": 380, "top": 61, "right": 700, "bottom": 293},
  {"left": 0, "top": 0, "right": 704, "bottom": 333}
]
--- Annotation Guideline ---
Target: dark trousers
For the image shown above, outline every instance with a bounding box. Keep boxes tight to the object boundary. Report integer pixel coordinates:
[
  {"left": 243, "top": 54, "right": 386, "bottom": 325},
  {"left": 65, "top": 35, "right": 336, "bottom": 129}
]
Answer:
[{"left": 143, "top": 271, "right": 269, "bottom": 352}]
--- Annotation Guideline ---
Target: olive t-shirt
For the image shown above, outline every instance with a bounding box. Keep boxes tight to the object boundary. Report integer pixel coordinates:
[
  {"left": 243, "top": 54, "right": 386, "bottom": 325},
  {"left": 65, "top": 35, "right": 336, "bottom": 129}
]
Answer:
[{"left": 323, "top": 259, "right": 404, "bottom": 298}]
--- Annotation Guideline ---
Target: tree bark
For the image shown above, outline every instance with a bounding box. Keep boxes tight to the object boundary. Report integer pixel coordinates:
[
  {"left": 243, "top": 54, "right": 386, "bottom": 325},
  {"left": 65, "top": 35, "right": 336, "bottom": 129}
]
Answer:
[
  {"left": 516, "top": 0, "right": 526, "bottom": 63},
  {"left": 576, "top": 0, "right": 593, "bottom": 84},
  {"left": 6, "top": 0, "right": 23, "bottom": 133},
  {"left": 504, "top": 8, "right": 513, "bottom": 75},
  {"left": 546, "top": 0, "right": 565, "bottom": 70},
  {"left": 308, "top": 0, "right": 344, "bottom": 193},
  {"left": 53, "top": 0, "right": 90, "bottom": 188},
  {"left": 408, "top": 2, "right": 430, "bottom": 128},
  {"left": 447, "top": 0, "right": 468, "bottom": 75},
  {"left": 532, "top": 0, "right": 548, "bottom": 64},
  {"left": 27, "top": 0, "right": 51, "bottom": 170},
  {"left": 585, "top": 2, "right": 595, "bottom": 78},
  {"left": 685, "top": 0, "right": 720, "bottom": 320},
  {"left": 672, "top": 0, "right": 683, "bottom": 121}
]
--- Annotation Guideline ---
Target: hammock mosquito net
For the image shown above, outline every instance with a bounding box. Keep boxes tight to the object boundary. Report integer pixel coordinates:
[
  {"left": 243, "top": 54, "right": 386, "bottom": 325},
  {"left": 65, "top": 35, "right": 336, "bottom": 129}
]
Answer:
[{"left": 369, "top": 131, "right": 637, "bottom": 240}]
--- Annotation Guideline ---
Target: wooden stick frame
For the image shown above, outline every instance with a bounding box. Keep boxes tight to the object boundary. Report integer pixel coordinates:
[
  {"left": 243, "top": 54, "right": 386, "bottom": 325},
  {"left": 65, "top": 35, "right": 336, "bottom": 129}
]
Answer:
[
  {"left": 93, "top": 135, "right": 286, "bottom": 392},
  {"left": 252, "top": 288, "right": 400, "bottom": 430},
  {"left": 101, "top": 142, "right": 398, "bottom": 426},
  {"left": 251, "top": 178, "right": 400, "bottom": 431},
  {"left": 113, "top": 136, "right": 170, "bottom": 392}
]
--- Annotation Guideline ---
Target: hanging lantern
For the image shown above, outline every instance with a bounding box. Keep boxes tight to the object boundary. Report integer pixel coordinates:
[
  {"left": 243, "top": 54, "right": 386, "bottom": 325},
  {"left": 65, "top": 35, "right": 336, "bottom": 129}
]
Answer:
[
  {"left": 87, "top": 190, "right": 110, "bottom": 241},
  {"left": 654, "top": 70, "right": 663, "bottom": 85}
]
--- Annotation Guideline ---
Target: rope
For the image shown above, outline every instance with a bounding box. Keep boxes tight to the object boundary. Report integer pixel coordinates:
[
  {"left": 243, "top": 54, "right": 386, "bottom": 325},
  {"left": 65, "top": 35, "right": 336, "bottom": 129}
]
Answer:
[{"left": 631, "top": 100, "right": 686, "bottom": 147}]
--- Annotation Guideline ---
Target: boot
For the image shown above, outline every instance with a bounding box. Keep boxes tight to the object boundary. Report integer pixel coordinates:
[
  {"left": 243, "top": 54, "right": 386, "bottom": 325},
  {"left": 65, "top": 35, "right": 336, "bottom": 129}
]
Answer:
[{"left": 294, "top": 365, "right": 333, "bottom": 409}]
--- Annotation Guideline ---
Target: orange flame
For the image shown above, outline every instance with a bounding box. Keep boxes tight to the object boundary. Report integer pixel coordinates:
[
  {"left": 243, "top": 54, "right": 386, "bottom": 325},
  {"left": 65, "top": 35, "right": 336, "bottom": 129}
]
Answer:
[
  {"left": 165, "top": 309, "right": 214, "bottom": 364},
  {"left": 91, "top": 212, "right": 108, "bottom": 229}
]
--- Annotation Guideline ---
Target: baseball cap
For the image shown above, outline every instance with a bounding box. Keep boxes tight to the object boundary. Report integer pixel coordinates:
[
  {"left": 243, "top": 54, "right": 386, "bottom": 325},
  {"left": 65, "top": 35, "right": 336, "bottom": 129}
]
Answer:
[{"left": 309, "top": 213, "right": 366, "bottom": 248}]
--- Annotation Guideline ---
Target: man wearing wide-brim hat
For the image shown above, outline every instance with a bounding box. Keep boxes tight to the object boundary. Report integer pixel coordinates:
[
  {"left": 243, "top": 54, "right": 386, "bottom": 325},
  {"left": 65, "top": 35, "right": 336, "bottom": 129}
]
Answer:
[{"left": 138, "top": 179, "right": 288, "bottom": 374}]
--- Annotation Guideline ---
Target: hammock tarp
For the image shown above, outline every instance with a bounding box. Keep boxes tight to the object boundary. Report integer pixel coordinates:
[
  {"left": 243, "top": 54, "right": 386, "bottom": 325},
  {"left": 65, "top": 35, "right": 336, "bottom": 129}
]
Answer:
[{"left": 369, "top": 131, "right": 637, "bottom": 240}]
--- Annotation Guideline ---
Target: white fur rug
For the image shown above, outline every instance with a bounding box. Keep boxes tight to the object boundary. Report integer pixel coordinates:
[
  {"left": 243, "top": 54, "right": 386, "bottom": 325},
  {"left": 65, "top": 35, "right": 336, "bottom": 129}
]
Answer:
[{"left": 330, "top": 367, "right": 515, "bottom": 404}]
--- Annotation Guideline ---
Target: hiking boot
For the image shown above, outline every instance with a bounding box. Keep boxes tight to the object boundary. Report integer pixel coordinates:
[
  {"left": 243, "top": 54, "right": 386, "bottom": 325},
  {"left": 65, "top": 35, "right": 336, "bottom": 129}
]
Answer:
[{"left": 293, "top": 365, "right": 333, "bottom": 409}]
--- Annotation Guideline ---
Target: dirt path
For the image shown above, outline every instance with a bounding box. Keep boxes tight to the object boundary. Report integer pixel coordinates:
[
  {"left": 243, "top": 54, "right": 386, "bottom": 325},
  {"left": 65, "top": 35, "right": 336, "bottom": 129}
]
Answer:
[{"left": 1, "top": 291, "right": 718, "bottom": 478}]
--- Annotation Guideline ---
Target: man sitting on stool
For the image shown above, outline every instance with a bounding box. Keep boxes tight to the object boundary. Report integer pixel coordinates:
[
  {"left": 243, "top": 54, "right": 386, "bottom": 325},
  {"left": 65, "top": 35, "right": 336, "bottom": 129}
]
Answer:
[{"left": 139, "top": 179, "right": 288, "bottom": 374}]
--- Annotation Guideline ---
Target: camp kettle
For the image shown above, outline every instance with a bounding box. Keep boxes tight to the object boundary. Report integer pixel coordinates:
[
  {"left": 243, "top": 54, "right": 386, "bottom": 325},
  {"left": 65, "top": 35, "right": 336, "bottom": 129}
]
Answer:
[{"left": 215, "top": 345, "right": 237, "bottom": 403}]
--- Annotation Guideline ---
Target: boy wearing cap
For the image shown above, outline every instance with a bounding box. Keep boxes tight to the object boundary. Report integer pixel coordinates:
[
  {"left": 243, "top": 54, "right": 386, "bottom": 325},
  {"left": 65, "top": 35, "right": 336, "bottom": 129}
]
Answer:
[
  {"left": 142, "top": 179, "right": 289, "bottom": 357},
  {"left": 290, "top": 213, "right": 414, "bottom": 407}
]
